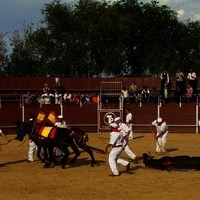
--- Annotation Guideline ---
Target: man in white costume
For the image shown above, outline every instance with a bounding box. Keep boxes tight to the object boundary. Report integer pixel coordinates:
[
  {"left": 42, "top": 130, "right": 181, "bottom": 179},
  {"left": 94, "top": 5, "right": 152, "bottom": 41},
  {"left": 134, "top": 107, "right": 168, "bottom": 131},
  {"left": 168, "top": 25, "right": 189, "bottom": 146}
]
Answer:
[
  {"left": 114, "top": 117, "right": 136, "bottom": 161},
  {"left": 105, "top": 123, "right": 130, "bottom": 176},
  {"left": 151, "top": 117, "right": 169, "bottom": 153}
]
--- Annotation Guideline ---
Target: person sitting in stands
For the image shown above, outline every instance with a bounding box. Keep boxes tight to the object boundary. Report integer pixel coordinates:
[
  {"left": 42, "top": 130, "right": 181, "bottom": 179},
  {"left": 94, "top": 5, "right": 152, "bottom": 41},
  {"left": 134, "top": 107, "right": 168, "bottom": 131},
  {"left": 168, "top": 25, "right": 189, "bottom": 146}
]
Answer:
[
  {"left": 141, "top": 86, "right": 150, "bottom": 103},
  {"left": 71, "top": 93, "right": 80, "bottom": 104},
  {"left": 129, "top": 82, "right": 139, "bottom": 103},
  {"left": 149, "top": 87, "right": 160, "bottom": 104},
  {"left": 22, "top": 91, "right": 34, "bottom": 104},
  {"left": 92, "top": 94, "right": 99, "bottom": 104},
  {"left": 43, "top": 83, "right": 50, "bottom": 93},
  {"left": 63, "top": 92, "right": 72, "bottom": 104},
  {"left": 185, "top": 84, "right": 193, "bottom": 103},
  {"left": 41, "top": 90, "right": 54, "bottom": 104}
]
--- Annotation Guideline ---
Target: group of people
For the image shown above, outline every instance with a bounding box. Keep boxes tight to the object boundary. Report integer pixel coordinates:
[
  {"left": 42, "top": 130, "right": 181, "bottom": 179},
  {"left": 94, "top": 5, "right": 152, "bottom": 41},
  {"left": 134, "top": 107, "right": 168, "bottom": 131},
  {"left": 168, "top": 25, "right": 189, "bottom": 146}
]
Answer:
[
  {"left": 105, "top": 107, "right": 169, "bottom": 176},
  {"left": 28, "top": 114, "right": 67, "bottom": 162},
  {"left": 161, "top": 68, "right": 198, "bottom": 103},
  {"left": 105, "top": 108, "right": 137, "bottom": 176},
  {"left": 121, "top": 68, "right": 198, "bottom": 105}
]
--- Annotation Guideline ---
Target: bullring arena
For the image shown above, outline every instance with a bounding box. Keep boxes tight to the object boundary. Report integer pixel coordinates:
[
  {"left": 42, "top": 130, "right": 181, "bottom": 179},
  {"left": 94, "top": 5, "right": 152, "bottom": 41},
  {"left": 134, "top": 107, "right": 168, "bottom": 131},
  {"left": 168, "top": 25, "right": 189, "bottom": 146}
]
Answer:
[
  {"left": 1, "top": 132, "right": 200, "bottom": 200},
  {"left": 1, "top": 77, "right": 200, "bottom": 200}
]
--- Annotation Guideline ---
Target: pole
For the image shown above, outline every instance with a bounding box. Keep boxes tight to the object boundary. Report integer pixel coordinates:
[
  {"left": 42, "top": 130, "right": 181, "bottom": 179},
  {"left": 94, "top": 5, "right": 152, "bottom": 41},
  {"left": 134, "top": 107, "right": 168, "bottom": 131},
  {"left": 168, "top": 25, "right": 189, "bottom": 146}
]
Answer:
[
  {"left": 196, "top": 96, "right": 199, "bottom": 134},
  {"left": 60, "top": 103, "right": 63, "bottom": 117}
]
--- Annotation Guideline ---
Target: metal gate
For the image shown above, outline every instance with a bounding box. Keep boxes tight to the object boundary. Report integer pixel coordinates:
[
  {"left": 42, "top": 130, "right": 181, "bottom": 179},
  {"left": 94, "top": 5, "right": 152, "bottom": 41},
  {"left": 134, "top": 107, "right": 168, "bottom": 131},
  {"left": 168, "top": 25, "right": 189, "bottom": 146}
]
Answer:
[{"left": 98, "top": 82, "right": 123, "bottom": 132}]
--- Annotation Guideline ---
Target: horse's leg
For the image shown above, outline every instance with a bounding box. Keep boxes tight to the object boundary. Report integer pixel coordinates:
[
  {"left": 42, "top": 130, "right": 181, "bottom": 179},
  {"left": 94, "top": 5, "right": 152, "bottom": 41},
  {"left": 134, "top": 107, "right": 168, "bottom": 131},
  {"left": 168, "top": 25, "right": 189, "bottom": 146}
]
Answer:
[
  {"left": 43, "top": 140, "right": 55, "bottom": 168},
  {"left": 69, "top": 144, "right": 81, "bottom": 166},
  {"left": 36, "top": 145, "right": 45, "bottom": 162},
  {"left": 59, "top": 146, "right": 70, "bottom": 169},
  {"left": 79, "top": 144, "right": 97, "bottom": 166}
]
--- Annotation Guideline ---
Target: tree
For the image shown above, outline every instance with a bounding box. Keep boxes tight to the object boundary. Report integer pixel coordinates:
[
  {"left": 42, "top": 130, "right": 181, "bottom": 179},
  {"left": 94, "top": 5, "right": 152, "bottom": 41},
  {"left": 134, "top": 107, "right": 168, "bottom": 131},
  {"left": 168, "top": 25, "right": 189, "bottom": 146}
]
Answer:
[
  {"left": 5, "top": 0, "right": 200, "bottom": 77},
  {"left": 0, "top": 33, "right": 8, "bottom": 75}
]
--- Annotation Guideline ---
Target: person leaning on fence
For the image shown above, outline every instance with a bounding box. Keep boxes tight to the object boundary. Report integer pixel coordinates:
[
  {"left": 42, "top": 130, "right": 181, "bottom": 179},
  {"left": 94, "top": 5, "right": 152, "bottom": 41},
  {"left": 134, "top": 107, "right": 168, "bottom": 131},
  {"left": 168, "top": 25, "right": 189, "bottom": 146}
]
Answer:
[
  {"left": 151, "top": 117, "right": 169, "bottom": 153},
  {"left": 105, "top": 123, "right": 130, "bottom": 176}
]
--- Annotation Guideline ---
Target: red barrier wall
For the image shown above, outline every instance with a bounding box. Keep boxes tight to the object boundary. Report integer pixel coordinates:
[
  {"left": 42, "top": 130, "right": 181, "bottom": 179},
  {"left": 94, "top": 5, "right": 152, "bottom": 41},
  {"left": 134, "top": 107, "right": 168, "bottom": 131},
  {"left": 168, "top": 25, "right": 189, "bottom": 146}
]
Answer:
[
  {"left": 0, "top": 77, "right": 178, "bottom": 91},
  {"left": 0, "top": 102, "right": 198, "bottom": 133}
]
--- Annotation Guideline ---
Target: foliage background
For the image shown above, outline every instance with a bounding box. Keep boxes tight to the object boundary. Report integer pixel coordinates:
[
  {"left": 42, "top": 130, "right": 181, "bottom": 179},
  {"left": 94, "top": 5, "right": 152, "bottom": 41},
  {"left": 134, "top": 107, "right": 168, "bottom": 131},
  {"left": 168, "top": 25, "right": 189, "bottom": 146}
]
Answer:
[{"left": 0, "top": 0, "right": 200, "bottom": 77}]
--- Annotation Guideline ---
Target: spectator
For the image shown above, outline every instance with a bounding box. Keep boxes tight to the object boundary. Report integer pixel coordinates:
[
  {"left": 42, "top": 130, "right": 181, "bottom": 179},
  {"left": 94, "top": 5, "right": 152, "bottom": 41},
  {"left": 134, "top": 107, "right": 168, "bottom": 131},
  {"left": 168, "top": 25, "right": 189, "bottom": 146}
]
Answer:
[
  {"left": 129, "top": 82, "right": 139, "bottom": 104},
  {"left": 185, "top": 84, "right": 193, "bottom": 103},
  {"left": 176, "top": 68, "right": 186, "bottom": 96},
  {"left": 187, "top": 68, "right": 197, "bottom": 94},
  {"left": 71, "top": 93, "right": 80, "bottom": 104},
  {"left": 121, "top": 86, "right": 129, "bottom": 104},
  {"left": 43, "top": 83, "right": 50, "bottom": 93},
  {"left": 41, "top": 90, "right": 54, "bottom": 104},
  {"left": 54, "top": 90, "right": 62, "bottom": 104},
  {"left": 173, "top": 84, "right": 182, "bottom": 104},
  {"left": 63, "top": 92, "right": 72, "bottom": 104},
  {"left": 129, "top": 82, "right": 138, "bottom": 93},
  {"left": 141, "top": 86, "right": 150, "bottom": 103},
  {"left": 83, "top": 94, "right": 91, "bottom": 104},
  {"left": 160, "top": 68, "right": 170, "bottom": 99},
  {"left": 91, "top": 94, "right": 99, "bottom": 104},
  {"left": 22, "top": 91, "right": 34, "bottom": 104},
  {"left": 149, "top": 87, "right": 160, "bottom": 104}
]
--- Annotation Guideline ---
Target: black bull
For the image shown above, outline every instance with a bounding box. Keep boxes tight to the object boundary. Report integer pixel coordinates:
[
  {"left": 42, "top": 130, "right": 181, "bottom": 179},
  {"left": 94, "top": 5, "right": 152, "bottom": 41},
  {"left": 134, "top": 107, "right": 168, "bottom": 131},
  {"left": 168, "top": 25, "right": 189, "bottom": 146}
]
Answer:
[
  {"left": 143, "top": 153, "right": 200, "bottom": 171},
  {"left": 15, "top": 120, "right": 96, "bottom": 168}
]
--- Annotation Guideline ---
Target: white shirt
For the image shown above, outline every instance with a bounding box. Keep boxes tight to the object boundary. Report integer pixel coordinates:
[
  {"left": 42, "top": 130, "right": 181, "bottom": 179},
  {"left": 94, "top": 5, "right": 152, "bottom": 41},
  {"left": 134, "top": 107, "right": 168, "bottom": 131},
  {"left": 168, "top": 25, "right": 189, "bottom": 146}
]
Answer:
[
  {"left": 187, "top": 72, "right": 196, "bottom": 80},
  {"left": 109, "top": 131, "right": 123, "bottom": 146},
  {"left": 122, "top": 90, "right": 129, "bottom": 98},
  {"left": 126, "top": 113, "right": 133, "bottom": 124},
  {"left": 55, "top": 120, "right": 67, "bottom": 128},
  {"left": 118, "top": 122, "right": 129, "bottom": 137},
  {"left": 0, "top": 129, "right": 2, "bottom": 133},
  {"left": 152, "top": 120, "right": 168, "bottom": 135}
]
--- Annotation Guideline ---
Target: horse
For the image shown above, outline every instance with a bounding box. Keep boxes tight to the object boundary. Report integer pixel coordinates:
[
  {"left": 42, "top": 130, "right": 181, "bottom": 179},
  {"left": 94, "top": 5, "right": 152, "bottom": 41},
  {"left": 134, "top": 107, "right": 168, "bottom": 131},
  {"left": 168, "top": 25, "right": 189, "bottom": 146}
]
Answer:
[{"left": 15, "top": 119, "right": 97, "bottom": 168}]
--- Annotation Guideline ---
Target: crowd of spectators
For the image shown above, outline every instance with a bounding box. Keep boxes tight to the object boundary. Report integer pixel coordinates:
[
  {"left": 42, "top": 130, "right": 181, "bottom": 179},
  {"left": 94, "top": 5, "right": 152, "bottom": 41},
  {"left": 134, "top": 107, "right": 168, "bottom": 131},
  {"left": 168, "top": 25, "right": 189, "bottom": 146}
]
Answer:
[
  {"left": 120, "top": 68, "right": 199, "bottom": 105},
  {"left": 21, "top": 69, "right": 199, "bottom": 106},
  {"left": 22, "top": 78, "right": 99, "bottom": 105}
]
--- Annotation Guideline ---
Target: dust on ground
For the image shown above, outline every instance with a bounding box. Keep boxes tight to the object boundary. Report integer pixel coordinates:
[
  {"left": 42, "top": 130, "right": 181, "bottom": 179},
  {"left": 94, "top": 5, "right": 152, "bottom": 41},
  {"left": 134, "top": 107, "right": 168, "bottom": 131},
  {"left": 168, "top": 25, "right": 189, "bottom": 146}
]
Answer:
[{"left": 1, "top": 132, "right": 200, "bottom": 200}]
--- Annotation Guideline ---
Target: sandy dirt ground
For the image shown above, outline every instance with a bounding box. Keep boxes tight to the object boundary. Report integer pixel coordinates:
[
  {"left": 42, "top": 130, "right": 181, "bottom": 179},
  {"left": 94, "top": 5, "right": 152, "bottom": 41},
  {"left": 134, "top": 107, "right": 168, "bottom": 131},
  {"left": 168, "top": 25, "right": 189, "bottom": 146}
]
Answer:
[{"left": 1, "top": 132, "right": 200, "bottom": 200}]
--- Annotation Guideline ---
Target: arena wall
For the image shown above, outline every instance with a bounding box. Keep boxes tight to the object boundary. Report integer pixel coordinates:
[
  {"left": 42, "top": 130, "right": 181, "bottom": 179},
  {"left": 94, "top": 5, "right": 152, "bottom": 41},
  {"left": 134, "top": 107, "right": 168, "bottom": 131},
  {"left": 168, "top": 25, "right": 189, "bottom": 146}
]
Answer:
[
  {"left": 0, "top": 77, "right": 199, "bottom": 134},
  {"left": 0, "top": 102, "right": 198, "bottom": 133},
  {"left": 0, "top": 76, "right": 176, "bottom": 92}
]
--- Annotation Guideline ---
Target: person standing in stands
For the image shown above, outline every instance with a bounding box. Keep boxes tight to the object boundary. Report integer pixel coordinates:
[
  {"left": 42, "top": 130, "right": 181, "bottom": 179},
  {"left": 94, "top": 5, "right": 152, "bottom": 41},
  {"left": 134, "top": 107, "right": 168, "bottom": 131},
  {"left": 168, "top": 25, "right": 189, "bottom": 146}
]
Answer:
[
  {"left": 160, "top": 68, "right": 170, "bottom": 100},
  {"left": 187, "top": 68, "right": 198, "bottom": 94}
]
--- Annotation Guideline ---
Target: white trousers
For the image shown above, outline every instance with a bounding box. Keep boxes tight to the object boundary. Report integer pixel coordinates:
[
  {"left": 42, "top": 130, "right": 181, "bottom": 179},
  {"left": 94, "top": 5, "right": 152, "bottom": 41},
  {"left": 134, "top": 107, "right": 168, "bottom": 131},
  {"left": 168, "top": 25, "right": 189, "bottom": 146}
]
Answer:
[
  {"left": 28, "top": 140, "right": 37, "bottom": 162},
  {"left": 127, "top": 124, "right": 133, "bottom": 140},
  {"left": 156, "top": 131, "right": 168, "bottom": 152},
  {"left": 108, "top": 147, "right": 129, "bottom": 176},
  {"left": 123, "top": 141, "right": 136, "bottom": 160}
]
